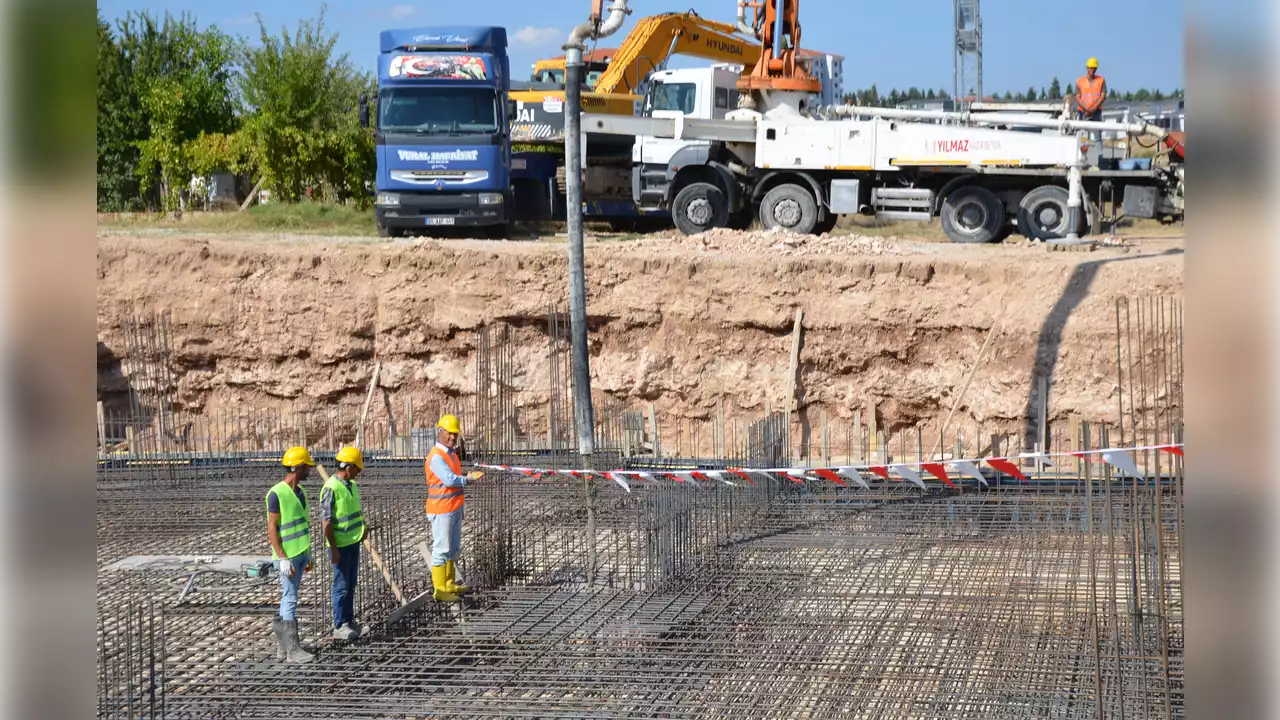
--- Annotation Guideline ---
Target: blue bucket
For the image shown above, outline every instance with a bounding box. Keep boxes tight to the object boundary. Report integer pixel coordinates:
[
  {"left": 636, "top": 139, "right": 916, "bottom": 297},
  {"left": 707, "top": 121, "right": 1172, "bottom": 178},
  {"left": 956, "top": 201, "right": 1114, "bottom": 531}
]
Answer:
[{"left": 1118, "top": 158, "right": 1152, "bottom": 171}]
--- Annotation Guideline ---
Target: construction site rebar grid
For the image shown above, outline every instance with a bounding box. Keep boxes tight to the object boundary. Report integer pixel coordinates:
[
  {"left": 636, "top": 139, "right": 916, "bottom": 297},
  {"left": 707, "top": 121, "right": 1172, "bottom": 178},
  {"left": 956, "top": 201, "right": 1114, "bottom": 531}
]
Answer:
[{"left": 97, "top": 296, "right": 1184, "bottom": 718}]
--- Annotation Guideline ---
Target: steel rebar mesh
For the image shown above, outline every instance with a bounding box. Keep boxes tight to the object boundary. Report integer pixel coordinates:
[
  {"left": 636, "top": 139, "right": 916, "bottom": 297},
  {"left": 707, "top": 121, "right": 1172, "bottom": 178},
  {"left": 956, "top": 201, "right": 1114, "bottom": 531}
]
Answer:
[{"left": 97, "top": 296, "right": 1184, "bottom": 718}]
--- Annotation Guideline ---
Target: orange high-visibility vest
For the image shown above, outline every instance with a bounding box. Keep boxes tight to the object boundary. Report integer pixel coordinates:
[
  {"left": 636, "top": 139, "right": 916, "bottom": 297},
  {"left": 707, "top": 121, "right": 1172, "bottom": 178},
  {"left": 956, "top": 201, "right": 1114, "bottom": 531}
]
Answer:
[
  {"left": 424, "top": 446, "right": 465, "bottom": 515},
  {"left": 1076, "top": 75, "right": 1105, "bottom": 111}
]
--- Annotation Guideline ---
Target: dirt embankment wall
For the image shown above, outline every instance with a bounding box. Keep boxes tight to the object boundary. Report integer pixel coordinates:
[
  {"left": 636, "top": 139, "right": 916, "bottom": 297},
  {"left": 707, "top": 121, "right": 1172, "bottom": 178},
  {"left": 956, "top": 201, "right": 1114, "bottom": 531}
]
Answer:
[{"left": 97, "top": 234, "right": 1183, "bottom": 443}]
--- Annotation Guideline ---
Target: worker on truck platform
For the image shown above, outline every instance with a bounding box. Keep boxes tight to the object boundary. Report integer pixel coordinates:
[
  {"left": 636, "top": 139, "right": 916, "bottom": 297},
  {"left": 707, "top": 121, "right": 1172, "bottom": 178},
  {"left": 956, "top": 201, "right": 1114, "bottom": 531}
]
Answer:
[
  {"left": 267, "top": 447, "right": 316, "bottom": 664},
  {"left": 322, "top": 446, "right": 366, "bottom": 641},
  {"left": 424, "top": 414, "right": 484, "bottom": 602},
  {"left": 1075, "top": 57, "right": 1108, "bottom": 121}
]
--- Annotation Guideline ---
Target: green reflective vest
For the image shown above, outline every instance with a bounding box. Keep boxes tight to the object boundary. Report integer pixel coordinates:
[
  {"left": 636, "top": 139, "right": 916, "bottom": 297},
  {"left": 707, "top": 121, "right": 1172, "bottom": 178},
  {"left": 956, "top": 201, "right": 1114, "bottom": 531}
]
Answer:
[
  {"left": 323, "top": 475, "right": 366, "bottom": 548},
  {"left": 266, "top": 482, "right": 310, "bottom": 559}
]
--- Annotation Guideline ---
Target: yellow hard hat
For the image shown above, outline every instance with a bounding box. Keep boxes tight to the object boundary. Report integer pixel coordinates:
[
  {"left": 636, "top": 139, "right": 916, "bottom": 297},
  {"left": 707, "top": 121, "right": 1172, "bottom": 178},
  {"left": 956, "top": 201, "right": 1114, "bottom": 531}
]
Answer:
[
  {"left": 335, "top": 446, "right": 365, "bottom": 470},
  {"left": 436, "top": 414, "right": 461, "bottom": 434},
  {"left": 282, "top": 446, "right": 316, "bottom": 468},
  {"left": 1086, "top": 57, "right": 1099, "bottom": 69}
]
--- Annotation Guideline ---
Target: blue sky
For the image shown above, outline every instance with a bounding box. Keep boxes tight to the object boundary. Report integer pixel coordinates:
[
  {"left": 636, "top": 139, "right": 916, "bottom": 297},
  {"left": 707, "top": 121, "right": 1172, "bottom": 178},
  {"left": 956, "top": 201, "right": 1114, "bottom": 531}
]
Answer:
[{"left": 97, "top": 0, "right": 1185, "bottom": 93}]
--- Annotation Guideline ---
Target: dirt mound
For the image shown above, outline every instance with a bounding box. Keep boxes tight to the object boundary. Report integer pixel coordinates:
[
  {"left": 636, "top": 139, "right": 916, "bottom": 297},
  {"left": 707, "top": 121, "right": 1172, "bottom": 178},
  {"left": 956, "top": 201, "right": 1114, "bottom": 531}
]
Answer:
[{"left": 652, "top": 226, "right": 905, "bottom": 257}]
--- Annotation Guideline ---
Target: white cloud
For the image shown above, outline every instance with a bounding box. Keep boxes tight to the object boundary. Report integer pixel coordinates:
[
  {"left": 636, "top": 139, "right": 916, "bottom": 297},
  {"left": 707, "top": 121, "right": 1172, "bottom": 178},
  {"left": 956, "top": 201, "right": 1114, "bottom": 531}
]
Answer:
[
  {"left": 388, "top": 5, "right": 416, "bottom": 20},
  {"left": 511, "top": 26, "right": 562, "bottom": 48}
]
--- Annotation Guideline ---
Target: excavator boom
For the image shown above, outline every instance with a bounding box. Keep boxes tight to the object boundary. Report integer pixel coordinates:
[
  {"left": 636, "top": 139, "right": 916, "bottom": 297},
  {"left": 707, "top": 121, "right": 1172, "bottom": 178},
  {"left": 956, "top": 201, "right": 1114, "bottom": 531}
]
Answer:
[{"left": 591, "top": 11, "right": 760, "bottom": 95}]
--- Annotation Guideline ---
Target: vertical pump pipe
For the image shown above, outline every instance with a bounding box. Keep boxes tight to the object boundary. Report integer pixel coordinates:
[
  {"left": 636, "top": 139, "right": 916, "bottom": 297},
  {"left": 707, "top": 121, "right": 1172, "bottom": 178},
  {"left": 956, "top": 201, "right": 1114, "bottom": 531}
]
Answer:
[
  {"left": 1062, "top": 164, "right": 1084, "bottom": 243},
  {"left": 563, "top": 0, "right": 628, "bottom": 457}
]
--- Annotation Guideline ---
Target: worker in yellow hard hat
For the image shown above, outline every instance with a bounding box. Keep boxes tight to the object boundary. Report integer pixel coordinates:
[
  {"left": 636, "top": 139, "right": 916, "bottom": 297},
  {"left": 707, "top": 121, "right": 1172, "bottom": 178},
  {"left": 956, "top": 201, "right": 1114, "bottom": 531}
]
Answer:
[
  {"left": 322, "top": 446, "right": 366, "bottom": 641},
  {"left": 1075, "top": 57, "right": 1107, "bottom": 122},
  {"left": 267, "top": 446, "right": 316, "bottom": 663},
  {"left": 424, "top": 414, "right": 483, "bottom": 602}
]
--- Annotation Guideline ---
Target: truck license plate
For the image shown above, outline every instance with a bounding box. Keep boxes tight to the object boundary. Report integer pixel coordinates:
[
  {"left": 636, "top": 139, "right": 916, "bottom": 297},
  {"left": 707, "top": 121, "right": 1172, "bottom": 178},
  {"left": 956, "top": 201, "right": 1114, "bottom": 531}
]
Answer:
[{"left": 426, "top": 217, "right": 456, "bottom": 226}]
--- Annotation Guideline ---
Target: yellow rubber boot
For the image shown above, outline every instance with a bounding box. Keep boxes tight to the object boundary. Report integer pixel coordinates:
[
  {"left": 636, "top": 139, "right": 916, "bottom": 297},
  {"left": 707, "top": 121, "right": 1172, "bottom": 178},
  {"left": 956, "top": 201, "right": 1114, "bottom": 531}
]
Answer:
[
  {"left": 431, "top": 565, "right": 459, "bottom": 602},
  {"left": 445, "top": 560, "right": 469, "bottom": 594}
]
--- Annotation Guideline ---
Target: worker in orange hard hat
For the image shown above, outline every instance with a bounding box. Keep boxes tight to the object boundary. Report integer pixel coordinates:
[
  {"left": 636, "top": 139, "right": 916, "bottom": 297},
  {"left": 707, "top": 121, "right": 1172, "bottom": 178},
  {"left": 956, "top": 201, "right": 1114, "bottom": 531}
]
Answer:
[
  {"left": 424, "top": 414, "right": 483, "bottom": 602},
  {"left": 1075, "top": 57, "right": 1108, "bottom": 122}
]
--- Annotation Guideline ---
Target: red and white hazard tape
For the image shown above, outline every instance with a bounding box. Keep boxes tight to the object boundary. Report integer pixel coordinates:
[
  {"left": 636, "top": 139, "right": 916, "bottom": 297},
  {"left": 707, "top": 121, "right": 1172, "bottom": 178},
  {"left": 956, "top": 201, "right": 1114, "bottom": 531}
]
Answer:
[{"left": 475, "top": 443, "right": 1184, "bottom": 493}]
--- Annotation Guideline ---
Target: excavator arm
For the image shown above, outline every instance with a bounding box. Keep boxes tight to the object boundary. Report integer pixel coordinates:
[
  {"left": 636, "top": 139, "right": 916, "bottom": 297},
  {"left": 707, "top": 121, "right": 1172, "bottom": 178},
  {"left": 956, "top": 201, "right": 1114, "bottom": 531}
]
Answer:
[{"left": 593, "top": 11, "right": 761, "bottom": 95}]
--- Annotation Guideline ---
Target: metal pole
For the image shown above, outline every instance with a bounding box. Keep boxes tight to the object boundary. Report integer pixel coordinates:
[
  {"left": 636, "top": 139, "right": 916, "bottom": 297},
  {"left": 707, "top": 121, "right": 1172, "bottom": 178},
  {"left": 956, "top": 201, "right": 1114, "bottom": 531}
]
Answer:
[{"left": 564, "top": 43, "right": 596, "bottom": 458}]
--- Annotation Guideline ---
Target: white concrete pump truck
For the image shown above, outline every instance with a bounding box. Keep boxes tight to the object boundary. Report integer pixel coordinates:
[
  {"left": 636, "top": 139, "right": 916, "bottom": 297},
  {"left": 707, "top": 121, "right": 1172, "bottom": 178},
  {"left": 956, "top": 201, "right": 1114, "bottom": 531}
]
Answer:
[{"left": 583, "top": 0, "right": 1186, "bottom": 244}]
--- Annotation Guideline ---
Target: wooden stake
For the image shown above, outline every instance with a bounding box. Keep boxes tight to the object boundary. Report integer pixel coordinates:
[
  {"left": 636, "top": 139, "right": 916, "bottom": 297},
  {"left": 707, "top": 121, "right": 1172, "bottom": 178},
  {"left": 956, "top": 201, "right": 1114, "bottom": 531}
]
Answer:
[
  {"left": 97, "top": 402, "right": 107, "bottom": 459},
  {"left": 356, "top": 362, "right": 381, "bottom": 448},
  {"left": 787, "top": 308, "right": 804, "bottom": 437}
]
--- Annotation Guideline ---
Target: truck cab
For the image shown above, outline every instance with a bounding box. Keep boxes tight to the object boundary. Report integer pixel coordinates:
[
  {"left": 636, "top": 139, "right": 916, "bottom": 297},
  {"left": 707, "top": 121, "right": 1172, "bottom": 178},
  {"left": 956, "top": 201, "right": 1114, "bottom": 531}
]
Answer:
[
  {"left": 369, "top": 26, "right": 512, "bottom": 236},
  {"left": 633, "top": 67, "right": 741, "bottom": 211}
]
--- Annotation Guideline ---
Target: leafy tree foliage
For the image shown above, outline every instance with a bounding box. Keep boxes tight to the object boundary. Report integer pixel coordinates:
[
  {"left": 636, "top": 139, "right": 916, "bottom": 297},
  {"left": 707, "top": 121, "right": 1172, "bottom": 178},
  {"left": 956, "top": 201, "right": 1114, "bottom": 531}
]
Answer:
[
  {"left": 236, "top": 8, "right": 374, "bottom": 206},
  {"left": 96, "top": 11, "right": 236, "bottom": 211}
]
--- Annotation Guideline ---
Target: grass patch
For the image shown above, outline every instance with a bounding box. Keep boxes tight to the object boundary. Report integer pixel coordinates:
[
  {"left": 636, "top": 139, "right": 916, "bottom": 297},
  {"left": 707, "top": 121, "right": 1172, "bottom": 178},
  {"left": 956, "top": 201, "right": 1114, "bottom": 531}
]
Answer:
[{"left": 99, "top": 202, "right": 378, "bottom": 236}]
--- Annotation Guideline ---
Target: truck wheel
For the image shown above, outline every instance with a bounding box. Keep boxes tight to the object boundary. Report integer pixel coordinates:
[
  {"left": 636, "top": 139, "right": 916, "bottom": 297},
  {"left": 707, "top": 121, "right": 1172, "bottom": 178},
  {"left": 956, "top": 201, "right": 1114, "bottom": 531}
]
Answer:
[
  {"left": 671, "top": 182, "right": 729, "bottom": 235},
  {"left": 940, "top": 186, "right": 1004, "bottom": 244},
  {"left": 760, "top": 184, "right": 819, "bottom": 235},
  {"left": 1017, "top": 185, "right": 1073, "bottom": 241}
]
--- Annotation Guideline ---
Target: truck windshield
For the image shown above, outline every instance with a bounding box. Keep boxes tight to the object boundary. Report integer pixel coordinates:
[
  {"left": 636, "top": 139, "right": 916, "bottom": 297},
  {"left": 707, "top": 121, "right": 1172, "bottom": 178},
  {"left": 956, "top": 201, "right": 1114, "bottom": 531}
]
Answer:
[
  {"left": 649, "top": 82, "right": 696, "bottom": 114},
  {"left": 379, "top": 87, "right": 499, "bottom": 135}
]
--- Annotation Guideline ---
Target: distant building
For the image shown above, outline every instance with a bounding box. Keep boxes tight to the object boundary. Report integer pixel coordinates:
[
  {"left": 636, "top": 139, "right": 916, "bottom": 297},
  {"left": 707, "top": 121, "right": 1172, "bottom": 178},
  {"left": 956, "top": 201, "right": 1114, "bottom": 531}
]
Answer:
[
  {"left": 1101, "top": 98, "right": 1186, "bottom": 134},
  {"left": 898, "top": 98, "right": 955, "bottom": 112},
  {"left": 797, "top": 49, "right": 845, "bottom": 108}
]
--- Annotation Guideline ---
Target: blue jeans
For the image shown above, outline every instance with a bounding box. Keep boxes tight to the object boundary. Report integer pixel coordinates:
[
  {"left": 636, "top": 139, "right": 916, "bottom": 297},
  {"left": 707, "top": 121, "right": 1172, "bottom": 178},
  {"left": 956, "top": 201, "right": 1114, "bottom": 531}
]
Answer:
[
  {"left": 278, "top": 552, "right": 309, "bottom": 621},
  {"left": 331, "top": 543, "right": 360, "bottom": 629},
  {"left": 429, "top": 508, "right": 463, "bottom": 566}
]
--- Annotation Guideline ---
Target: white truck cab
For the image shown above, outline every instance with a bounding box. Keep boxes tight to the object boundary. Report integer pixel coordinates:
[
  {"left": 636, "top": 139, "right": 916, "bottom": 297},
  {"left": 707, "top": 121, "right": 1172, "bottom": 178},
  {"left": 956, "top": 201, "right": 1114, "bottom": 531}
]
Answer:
[{"left": 632, "top": 67, "right": 742, "bottom": 211}]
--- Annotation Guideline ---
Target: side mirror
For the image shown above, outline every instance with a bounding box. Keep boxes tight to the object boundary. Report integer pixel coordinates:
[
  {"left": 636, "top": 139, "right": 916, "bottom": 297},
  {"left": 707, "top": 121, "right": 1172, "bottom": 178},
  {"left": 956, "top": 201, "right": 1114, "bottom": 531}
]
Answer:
[
  {"left": 358, "top": 93, "right": 370, "bottom": 128},
  {"left": 507, "top": 98, "right": 517, "bottom": 120}
]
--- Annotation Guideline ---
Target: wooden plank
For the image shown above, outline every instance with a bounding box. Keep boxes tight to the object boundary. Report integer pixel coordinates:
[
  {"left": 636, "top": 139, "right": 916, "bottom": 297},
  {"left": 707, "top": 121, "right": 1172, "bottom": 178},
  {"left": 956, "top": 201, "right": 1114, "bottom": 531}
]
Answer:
[
  {"left": 786, "top": 307, "right": 804, "bottom": 428},
  {"left": 355, "top": 362, "right": 381, "bottom": 448},
  {"left": 239, "top": 177, "right": 267, "bottom": 212},
  {"left": 97, "top": 402, "right": 107, "bottom": 459}
]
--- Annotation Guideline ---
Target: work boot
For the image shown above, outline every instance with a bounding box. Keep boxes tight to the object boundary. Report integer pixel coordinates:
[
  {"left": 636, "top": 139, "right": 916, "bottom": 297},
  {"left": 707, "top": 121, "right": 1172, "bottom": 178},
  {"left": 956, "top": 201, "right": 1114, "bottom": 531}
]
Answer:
[
  {"left": 444, "top": 560, "right": 469, "bottom": 594},
  {"left": 431, "top": 564, "right": 459, "bottom": 602},
  {"left": 271, "top": 617, "right": 287, "bottom": 661},
  {"left": 283, "top": 620, "right": 315, "bottom": 664},
  {"left": 332, "top": 624, "right": 356, "bottom": 641}
]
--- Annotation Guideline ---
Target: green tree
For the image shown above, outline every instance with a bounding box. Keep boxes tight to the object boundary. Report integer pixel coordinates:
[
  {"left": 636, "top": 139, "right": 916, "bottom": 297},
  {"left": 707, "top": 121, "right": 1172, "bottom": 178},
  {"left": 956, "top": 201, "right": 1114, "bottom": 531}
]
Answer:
[
  {"left": 237, "top": 7, "right": 374, "bottom": 204},
  {"left": 1026, "top": 86, "right": 1037, "bottom": 102},
  {"left": 1048, "top": 77, "right": 1062, "bottom": 98},
  {"left": 1003, "top": 90, "right": 1013, "bottom": 101},
  {"left": 926, "top": 88, "right": 936, "bottom": 100},
  {"left": 96, "top": 11, "right": 237, "bottom": 211}
]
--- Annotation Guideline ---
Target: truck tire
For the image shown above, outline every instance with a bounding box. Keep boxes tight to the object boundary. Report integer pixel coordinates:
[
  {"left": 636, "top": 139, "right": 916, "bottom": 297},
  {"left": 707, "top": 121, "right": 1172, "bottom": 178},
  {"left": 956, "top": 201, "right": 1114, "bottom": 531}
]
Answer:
[
  {"left": 940, "top": 186, "right": 1004, "bottom": 244},
  {"left": 759, "top": 184, "right": 819, "bottom": 235},
  {"left": 1017, "top": 185, "right": 1072, "bottom": 241},
  {"left": 671, "top": 182, "right": 729, "bottom": 235}
]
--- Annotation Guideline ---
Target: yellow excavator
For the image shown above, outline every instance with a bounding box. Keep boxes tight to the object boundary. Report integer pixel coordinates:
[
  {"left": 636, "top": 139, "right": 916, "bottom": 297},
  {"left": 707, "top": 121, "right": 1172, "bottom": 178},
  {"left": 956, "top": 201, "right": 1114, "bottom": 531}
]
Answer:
[
  {"left": 510, "top": 10, "right": 761, "bottom": 123},
  {"left": 530, "top": 48, "right": 616, "bottom": 86}
]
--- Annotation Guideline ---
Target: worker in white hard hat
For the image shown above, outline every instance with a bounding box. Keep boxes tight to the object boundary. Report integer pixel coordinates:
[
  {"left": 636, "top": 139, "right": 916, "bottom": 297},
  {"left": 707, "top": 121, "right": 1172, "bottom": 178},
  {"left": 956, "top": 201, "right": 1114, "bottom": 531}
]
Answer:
[
  {"left": 322, "top": 446, "right": 366, "bottom": 641},
  {"left": 267, "top": 446, "right": 316, "bottom": 663},
  {"left": 424, "top": 414, "right": 483, "bottom": 602},
  {"left": 1075, "top": 57, "right": 1107, "bottom": 122}
]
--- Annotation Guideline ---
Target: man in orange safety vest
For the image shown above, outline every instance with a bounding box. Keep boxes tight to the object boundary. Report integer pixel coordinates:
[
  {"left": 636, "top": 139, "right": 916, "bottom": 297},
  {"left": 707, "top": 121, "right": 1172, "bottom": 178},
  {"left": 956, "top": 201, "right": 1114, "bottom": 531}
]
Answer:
[
  {"left": 1075, "top": 57, "right": 1108, "bottom": 121},
  {"left": 424, "top": 414, "right": 484, "bottom": 602}
]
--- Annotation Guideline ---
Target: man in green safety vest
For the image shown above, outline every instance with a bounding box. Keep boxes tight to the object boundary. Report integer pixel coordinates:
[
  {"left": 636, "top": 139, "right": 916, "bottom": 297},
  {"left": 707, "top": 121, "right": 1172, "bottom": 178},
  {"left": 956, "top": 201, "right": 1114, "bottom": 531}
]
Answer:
[
  {"left": 323, "top": 446, "right": 367, "bottom": 640},
  {"left": 266, "top": 446, "right": 316, "bottom": 664}
]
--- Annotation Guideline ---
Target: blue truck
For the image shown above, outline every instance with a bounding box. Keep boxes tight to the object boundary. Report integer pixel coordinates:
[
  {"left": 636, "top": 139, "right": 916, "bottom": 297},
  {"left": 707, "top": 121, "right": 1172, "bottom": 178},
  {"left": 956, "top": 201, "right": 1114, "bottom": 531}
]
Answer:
[{"left": 363, "top": 27, "right": 512, "bottom": 236}]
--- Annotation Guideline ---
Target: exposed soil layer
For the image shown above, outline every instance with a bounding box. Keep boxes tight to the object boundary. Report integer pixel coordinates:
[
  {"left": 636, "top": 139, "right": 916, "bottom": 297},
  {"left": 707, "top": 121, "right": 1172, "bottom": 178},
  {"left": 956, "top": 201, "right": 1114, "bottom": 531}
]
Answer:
[{"left": 97, "top": 229, "right": 1183, "bottom": 443}]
